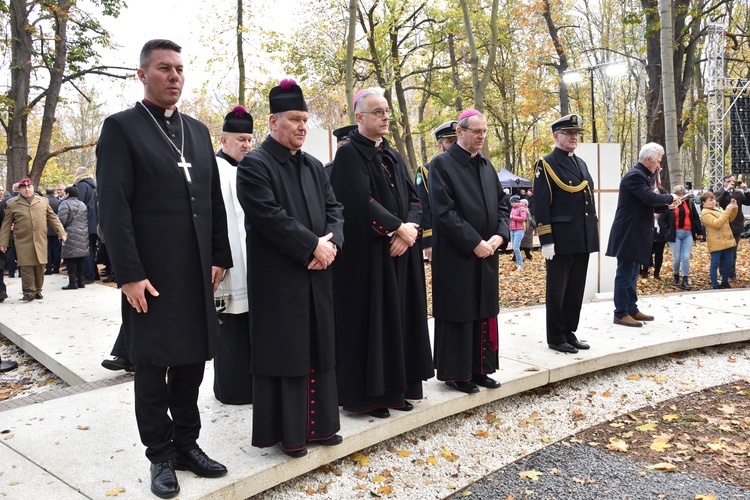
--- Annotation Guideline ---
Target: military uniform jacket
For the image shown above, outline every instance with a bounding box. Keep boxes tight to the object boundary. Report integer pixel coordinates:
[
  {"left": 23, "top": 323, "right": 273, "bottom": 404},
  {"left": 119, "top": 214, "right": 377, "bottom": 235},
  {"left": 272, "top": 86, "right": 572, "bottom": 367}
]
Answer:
[
  {"left": 0, "top": 194, "right": 66, "bottom": 266},
  {"left": 414, "top": 163, "right": 433, "bottom": 247},
  {"left": 238, "top": 136, "right": 344, "bottom": 378},
  {"left": 532, "top": 147, "right": 599, "bottom": 254},
  {"left": 606, "top": 162, "right": 675, "bottom": 264},
  {"left": 429, "top": 142, "right": 510, "bottom": 323},
  {"left": 96, "top": 102, "right": 232, "bottom": 367}
]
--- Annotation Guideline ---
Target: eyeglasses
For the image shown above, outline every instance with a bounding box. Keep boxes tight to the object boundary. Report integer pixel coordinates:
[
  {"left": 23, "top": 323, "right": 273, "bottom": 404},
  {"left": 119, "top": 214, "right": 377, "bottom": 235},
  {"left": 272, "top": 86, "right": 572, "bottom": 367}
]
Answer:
[
  {"left": 463, "top": 127, "right": 488, "bottom": 136},
  {"left": 361, "top": 108, "right": 391, "bottom": 118},
  {"left": 557, "top": 130, "right": 582, "bottom": 137}
]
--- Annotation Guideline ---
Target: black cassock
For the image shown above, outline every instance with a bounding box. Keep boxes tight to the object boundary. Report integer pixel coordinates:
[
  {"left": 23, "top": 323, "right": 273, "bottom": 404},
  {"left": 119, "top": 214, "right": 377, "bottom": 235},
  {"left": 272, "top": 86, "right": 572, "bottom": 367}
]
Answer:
[
  {"left": 97, "top": 102, "right": 232, "bottom": 367},
  {"left": 330, "top": 131, "right": 433, "bottom": 413},
  {"left": 429, "top": 143, "right": 509, "bottom": 380},
  {"left": 237, "top": 136, "right": 344, "bottom": 452}
]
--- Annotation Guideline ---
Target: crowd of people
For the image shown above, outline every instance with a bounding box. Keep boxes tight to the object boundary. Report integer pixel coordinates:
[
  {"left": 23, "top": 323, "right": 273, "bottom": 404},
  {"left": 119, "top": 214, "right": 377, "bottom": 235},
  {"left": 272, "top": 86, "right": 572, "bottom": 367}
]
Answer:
[{"left": 1, "top": 37, "right": 748, "bottom": 499}]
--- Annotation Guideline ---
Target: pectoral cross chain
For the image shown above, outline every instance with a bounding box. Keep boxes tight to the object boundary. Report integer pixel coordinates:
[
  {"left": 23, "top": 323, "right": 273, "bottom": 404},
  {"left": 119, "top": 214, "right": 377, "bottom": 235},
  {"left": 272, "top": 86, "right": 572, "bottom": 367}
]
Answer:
[{"left": 178, "top": 156, "right": 192, "bottom": 183}]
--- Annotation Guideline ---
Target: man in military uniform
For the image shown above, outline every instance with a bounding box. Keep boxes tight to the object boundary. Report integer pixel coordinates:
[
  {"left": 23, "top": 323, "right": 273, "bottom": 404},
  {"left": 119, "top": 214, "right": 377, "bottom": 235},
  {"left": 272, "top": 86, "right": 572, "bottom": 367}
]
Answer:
[
  {"left": 532, "top": 114, "right": 599, "bottom": 354},
  {"left": 415, "top": 120, "right": 457, "bottom": 261},
  {"left": 323, "top": 124, "right": 357, "bottom": 176}
]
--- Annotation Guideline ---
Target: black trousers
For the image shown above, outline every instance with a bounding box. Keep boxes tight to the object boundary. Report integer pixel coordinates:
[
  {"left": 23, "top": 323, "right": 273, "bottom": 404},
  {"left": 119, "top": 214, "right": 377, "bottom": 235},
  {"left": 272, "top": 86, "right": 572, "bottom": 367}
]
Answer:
[
  {"left": 110, "top": 327, "right": 128, "bottom": 359},
  {"left": 46, "top": 236, "right": 61, "bottom": 272},
  {"left": 545, "top": 252, "right": 589, "bottom": 345},
  {"left": 134, "top": 362, "right": 205, "bottom": 463}
]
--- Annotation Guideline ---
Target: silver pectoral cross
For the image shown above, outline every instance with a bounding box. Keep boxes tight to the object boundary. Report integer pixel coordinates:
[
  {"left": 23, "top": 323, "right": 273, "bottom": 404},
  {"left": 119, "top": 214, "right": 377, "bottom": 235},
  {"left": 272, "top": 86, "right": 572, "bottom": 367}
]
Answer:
[{"left": 177, "top": 156, "right": 192, "bottom": 183}]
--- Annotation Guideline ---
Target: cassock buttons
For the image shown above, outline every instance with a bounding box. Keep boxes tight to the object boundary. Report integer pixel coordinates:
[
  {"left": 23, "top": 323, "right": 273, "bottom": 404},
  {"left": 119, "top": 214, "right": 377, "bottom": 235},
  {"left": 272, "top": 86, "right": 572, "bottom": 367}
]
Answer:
[
  {"left": 171, "top": 133, "right": 176, "bottom": 139},
  {"left": 166, "top": 120, "right": 170, "bottom": 125},
  {"left": 191, "top": 196, "right": 196, "bottom": 202},
  {"left": 193, "top": 214, "right": 198, "bottom": 219}
]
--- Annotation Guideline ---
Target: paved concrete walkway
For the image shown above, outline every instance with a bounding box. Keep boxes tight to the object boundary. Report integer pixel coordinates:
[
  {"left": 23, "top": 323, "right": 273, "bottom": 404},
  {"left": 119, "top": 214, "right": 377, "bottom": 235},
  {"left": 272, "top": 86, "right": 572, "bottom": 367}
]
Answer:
[{"left": 0, "top": 273, "right": 748, "bottom": 499}]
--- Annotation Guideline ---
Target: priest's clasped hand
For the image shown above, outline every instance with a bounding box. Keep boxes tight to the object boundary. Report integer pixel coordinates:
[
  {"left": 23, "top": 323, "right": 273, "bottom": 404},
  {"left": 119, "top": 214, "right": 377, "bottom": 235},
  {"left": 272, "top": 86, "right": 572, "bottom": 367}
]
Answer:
[
  {"left": 309, "top": 232, "right": 338, "bottom": 270},
  {"left": 395, "top": 222, "right": 419, "bottom": 246},
  {"left": 473, "top": 240, "right": 494, "bottom": 258}
]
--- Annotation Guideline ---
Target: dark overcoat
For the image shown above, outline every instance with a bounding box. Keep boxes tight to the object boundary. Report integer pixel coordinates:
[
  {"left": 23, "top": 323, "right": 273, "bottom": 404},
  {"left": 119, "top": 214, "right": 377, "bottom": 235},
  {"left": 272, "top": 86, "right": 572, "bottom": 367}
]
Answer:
[
  {"left": 329, "top": 131, "right": 433, "bottom": 404},
  {"left": 414, "top": 163, "right": 433, "bottom": 248},
  {"left": 605, "top": 162, "right": 675, "bottom": 264},
  {"left": 0, "top": 195, "right": 65, "bottom": 266},
  {"left": 237, "top": 136, "right": 344, "bottom": 378},
  {"left": 96, "top": 103, "right": 232, "bottom": 366},
  {"left": 532, "top": 147, "right": 599, "bottom": 254},
  {"left": 429, "top": 142, "right": 510, "bottom": 323}
]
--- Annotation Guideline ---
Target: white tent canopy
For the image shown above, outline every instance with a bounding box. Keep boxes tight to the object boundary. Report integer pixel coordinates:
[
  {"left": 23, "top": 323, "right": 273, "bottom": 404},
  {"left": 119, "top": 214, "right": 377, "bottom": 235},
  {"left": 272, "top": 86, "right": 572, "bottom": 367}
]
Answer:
[{"left": 497, "top": 168, "right": 532, "bottom": 188}]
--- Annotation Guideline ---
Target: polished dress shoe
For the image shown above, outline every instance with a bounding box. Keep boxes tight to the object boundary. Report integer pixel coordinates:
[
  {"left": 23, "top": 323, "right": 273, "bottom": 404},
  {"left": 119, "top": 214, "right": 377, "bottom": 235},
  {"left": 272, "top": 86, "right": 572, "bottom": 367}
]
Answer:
[
  {"left": 471, "top": 374, "right": 501, "bottom": 389},
  {"left": 174, "top": 448, "right": 227, "bottom": 478},
  {"left": 548, "top": 343, "right": 578, "bottom": 353},
  {"left": 367, "top": 408, "right": 390, "bottom": 418},
  {"left": 44, "top": 269, "right": 53, "bottom": 275},
  {"left": 631, "top": 311, "right": 654, "bottom": 321},
  {"left": 34, "top": 292, "right": 43, "bottom": 300},
  {"left": 569, "top": 340, "right": 590, "bottom": 350},
  {"left": 613, "top": 315, "right": 642, "bottom": 327},
  {"left": 150, "top": 460, "right": 179, "bottom": 499},
  {"left": 317, "top": 434, "right": 343, "bottom": 446},
  {"left": 394, "top": 401, "right": 414, "bottom": 411},
  {"left": 101, "top": 357, "right": 135, "bottom": 372},
  {"left": 0, "top": 292, "right": 7, "bottom": 302},
  {"left": 282, "top": 445, "right": 308, "bottom": 458},
  {"left": 445, "top": 381, "right": 480, "bottom": 394},
  {"left": 21, "top": 294, "right": 34, "bottom": 302}
]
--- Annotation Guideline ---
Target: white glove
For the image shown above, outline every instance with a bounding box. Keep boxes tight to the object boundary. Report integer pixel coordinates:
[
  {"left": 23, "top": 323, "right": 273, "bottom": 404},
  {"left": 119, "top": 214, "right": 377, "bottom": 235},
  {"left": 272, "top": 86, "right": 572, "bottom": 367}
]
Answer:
[{"left": 541, "top": 243, "right": 555, "bottom": 260}]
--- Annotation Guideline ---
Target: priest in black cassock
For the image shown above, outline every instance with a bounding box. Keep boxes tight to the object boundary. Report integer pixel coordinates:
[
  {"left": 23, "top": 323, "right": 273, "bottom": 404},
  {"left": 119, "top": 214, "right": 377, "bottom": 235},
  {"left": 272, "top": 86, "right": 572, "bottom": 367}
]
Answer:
[
  {"left": 429, "top": 109, "right": 509, "bottom": 395},
  {"left": 96, "top": 39, "right": 232, "bottom": 499},
  {"left": 237, "top": 79, "right": 344, "bottom": 458},
  {"left": 213, "top": 105, "right": 254, "bottom": 405},
  {"left": 329, "top": 88, "right": 433, "bottom": 419}
]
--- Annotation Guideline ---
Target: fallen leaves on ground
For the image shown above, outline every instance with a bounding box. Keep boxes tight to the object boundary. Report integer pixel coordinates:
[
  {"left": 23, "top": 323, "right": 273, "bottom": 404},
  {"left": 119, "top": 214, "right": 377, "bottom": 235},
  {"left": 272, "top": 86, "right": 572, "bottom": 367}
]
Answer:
[
  {"left": 518, "top": 470, "right": 543, "bottom": 481},
  {"left": 575, "top": 378, "right": 750, "bottom": 488}
]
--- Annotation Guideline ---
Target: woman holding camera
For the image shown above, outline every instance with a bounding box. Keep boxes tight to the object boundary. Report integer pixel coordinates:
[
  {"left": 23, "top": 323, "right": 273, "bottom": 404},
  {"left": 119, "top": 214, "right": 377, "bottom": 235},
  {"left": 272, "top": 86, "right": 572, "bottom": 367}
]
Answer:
[{"left": 659, "top": 185, "right": 702, "bottom": 290}]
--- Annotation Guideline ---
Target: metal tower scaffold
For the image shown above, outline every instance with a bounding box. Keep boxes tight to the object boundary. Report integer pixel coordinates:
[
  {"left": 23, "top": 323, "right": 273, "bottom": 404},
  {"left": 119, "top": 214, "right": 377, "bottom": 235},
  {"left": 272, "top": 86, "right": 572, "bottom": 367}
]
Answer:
[{"left": 705, "top": 23, "right": 750, "bottom": 188}]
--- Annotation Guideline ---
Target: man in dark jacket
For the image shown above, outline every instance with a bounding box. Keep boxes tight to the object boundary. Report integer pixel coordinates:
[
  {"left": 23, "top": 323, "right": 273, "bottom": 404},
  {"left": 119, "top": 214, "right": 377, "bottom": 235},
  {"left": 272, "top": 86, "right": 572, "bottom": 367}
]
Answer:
[
  {"left": 73, "top": 167, "right": 99, "bottom": 283},
  {"left": 44, "top": 187, "right": 61, "bottom": 275},
  {"left": 330, "top": 88, "right": 433, "bottom": 414},
  {"left": 533, "top": 114, "right": 599, "bottom": 353},
  {"left": 606, "top": 143, "right": 677, "bottom": 328},
  {"left": 97, "top": 39, "right": 232, "bottom": 499},
  {"left": 238, "top": 79, "right": 344, "bottom": 458},
  {"left": 415, "top": 120, "right": 457, "bottom": 261},
  {"left": 715, "top": 174, "right": 750, "bottom": 280},
  {"left": 430, "top": 109, "right": 509, "bottom": 394}
]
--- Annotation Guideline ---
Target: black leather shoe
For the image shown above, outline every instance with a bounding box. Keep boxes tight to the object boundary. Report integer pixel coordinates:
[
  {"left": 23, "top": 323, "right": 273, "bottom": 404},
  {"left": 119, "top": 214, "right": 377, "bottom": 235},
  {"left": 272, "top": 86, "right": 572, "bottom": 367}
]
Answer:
[
  {"left": 445, "top": 381, "right": 480, "bottom": 394},
  {"left": 548, "top": 343, "right": 578, "bottom": 353},
  {"left": 317, "top": 434, "right": 343, "bottom": 446},
  {"left": 569, "top": 340, "right": 590, "bottom": 350},
  {"left": 34, "top": 292, "right": 43, "bottom": 299},
  {"left": 0, "top": 292, "right": 7, "bottom": 302},
  {"left": 44, "top": 269, "right": 53, "bottom": 275},
  {"left": 21, "top": 294, "right": 34, "bottom": 302},
  {"left": 174, "top": 448, "right": 227, "bottom": 478},
  {"left": 101, "top": 357, "right": 135, "bottom": 372},
  {"left": 367, "top": 408, "right": 391, "bottom": 418},
  {"left": 282, "top": 445, "right": 308, "bottom": 458},
  {"left": 394, "top": 401, "right": 414, "bottom": 411},
  {"left": 471, "top": 374, "right": 501, "bottom": 389},
  {"left": 150, "top": 460, "right": 179, "bottom": 499}
]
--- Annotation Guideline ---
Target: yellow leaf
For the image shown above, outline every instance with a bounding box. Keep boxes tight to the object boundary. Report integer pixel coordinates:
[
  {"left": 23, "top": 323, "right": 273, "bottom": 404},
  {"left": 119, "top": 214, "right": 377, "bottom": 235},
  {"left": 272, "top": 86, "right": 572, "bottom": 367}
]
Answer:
[
  {"left": 627, "top": 374, "right": 641, "bottom": 380},
  {"left": 441, "top": 448, "right": 460, "bottom": 462},
  {"left": 695, "top": 494, "right": 717, "bottom": 500},
  {"left": 475, "top": 430, "right": 489, "bottom": 438},
  {"left": 350, "top": 452, "right": 371, "bottom": 467},
  {"left": 518, "top": 470, "right": 543, "bottom": 481},
  {"left": 606, "top": 438, "right": 629, "bottom": 452},
  {"left": 105, "top": 487, "right": 126, "bottom": 497},
  {"left": 646, "top": 462, "right": 677, "bottom": 472},
  {"left": 446, "top": 483, "right": 457, "bottom": 489},
  {"left": 377, "top": 485, "right": 392, "bottom": 495},
  {"left": 541, "top": 436, "right": 551, "bottom": 443},
  {"left": 396, "top": 450, "right": 411, "bottom": 457},
  {"left": 601, "top": 390, "right": 612, "bottom": 397},
  {"left": 427, "top": 456, "right": 438, "bottom": 465},
  {"left": 650, "top": 440, "right": 672, "bottom": 452},
  {"left": 636, "top": 422, "right": 658, "bottom": 432},
  {"left": 373, "top": 475, "right": 385, "bottom": 483},
  {"left": 662, "top": 414, "right": 679, "bottom": 422},
  {"left": 719, "top": 405, "right": 736, "bottom": 415},
  {"left": 462, "top": 492, "right": 474, "bottom": 497},
  {"left": 707, "top": 441, "right": 726, "bottom": 451}
]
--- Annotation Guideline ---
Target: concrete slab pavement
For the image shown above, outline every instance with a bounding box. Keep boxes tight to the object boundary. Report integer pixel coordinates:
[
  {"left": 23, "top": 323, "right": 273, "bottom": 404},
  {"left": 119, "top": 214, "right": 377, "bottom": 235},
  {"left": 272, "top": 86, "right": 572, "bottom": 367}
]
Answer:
[{"left": 1, "top": 281, "right": 749, "bottom": 498}]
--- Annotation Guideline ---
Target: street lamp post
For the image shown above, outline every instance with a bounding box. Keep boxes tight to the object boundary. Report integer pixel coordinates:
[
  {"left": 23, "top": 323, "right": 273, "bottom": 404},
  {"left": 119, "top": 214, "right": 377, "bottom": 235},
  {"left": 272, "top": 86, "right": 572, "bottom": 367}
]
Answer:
[{"left": 562, "top": 60, "right": 627, "bottom": 143}]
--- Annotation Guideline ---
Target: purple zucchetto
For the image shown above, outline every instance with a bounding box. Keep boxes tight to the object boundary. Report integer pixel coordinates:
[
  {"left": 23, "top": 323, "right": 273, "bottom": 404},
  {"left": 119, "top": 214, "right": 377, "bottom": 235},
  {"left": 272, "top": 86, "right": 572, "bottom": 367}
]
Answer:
[
  {"left": 222, "top": 105, "right": 253, "bottom": 134},
  {"left": 458, "top": 109, "right": 482, "bottom": 122}
]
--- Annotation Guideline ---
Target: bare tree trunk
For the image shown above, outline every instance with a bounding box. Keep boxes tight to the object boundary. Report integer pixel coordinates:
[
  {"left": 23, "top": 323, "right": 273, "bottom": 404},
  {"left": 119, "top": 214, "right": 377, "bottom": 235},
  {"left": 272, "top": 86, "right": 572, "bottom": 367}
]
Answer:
[
  {"left": 541, "top": 0, "right": 570, "bottom": 115},
  {"left": 345, "top": 0, "right": 357, "bottom": 122},
  {"left": 658, "top": 0, "right": 682, "bottom": 187},
  {"left": 5, "top": 0, "right": 34, "bottom": 185},
  {"left": 237, "top": 0, "right": 246, "bottom": 106},
  {"left": 447, "top": 34, "right": 462, "bottom": 112},
  {"left": 30, "top": 0, "right": 72, "bottom": 184}
]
